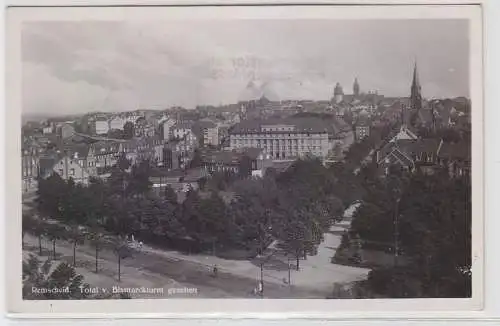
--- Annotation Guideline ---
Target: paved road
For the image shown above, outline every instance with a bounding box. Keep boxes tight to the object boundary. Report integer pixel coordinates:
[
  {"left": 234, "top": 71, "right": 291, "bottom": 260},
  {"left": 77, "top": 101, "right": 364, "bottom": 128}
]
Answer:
[{"left": 23, "top": 233, "right": 326, "bottom": 299}]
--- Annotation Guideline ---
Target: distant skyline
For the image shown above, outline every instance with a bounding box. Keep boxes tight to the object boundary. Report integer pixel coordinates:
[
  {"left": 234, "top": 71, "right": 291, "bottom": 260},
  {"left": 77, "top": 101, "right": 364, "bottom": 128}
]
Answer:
[{"left": 22, "top": 19, "right": 469, "bottom": 115}]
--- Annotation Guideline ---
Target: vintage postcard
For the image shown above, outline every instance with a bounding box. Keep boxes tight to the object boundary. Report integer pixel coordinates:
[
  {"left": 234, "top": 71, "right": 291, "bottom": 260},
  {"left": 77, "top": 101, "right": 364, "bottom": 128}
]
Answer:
[{"left": 6, "top": 1, "right": 484, "bottom": 318}]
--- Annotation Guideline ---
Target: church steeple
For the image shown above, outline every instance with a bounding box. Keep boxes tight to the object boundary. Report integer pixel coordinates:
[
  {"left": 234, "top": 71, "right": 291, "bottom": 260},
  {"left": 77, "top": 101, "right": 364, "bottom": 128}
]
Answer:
[
  {"left": 410, "top": 61, "right": 422, "bottom": 112},
  {"left": 353, "top": 77, "right": 360, "bottom": 98}
]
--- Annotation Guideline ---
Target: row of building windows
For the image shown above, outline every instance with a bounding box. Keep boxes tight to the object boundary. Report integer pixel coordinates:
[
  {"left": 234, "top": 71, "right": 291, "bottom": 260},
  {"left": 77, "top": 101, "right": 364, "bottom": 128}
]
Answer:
[
  {"left": 56, "top": 168, "right": 76, "bottom": 176},
  {"left": 230, "top": 141, "right": 326, "bottom": 149},
  {"left": 232, "top": 133, "right": 327, "bottom": 139},
  {"left": 232, "top": 138, "right": 325, "bottom": 144},
  {"left": 262, "top": 150, "right": 322, "bottom": 159}
]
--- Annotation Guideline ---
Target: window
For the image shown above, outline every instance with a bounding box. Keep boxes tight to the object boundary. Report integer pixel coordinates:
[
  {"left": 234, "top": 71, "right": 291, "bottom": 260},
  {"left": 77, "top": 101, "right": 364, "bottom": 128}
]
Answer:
[{"left": 70, "top": 168, "right": 75, "bottom": 176}]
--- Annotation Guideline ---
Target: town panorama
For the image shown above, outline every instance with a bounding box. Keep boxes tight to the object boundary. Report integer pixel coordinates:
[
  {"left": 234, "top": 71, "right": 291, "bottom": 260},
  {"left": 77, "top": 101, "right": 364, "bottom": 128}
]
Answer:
[{"left": 21, "top": 65, "right": 471, "bottom": 299}]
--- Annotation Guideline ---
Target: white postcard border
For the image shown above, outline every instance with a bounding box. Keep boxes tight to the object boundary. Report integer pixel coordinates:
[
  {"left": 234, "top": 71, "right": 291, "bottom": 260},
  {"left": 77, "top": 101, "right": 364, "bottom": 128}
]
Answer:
[{"left": 5, "top": 2, "right": 485, "bottom": 318}]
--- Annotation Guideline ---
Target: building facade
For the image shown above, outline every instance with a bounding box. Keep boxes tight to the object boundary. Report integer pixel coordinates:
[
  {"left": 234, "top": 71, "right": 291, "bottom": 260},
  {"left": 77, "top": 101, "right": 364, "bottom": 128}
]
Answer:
[
  {"left": 229, "top": 118, "right": 337, "bottom": 161},
  {"left": 172, "top": 122, "right": 193, "bottom": 139},
  {"left": 160, "top": 118, "right": 176, "bottom": 140},
  {"left": 95, "top": 119, "right": 110, "bottom": 135},
  {"left": 59, "top": 123, "right": 75, "bottom": 139},
  {"left": 110, "top": 116, "right": 125, "bottom": 130},
  {"left": 22, "top": 147, "right": 40, "bottom": 192},
  {"left": 355, "top": 118, "right": 371, "bottom": 140},
  {"left": 52, "top": 155, "right": 91, "bottom": 185}
]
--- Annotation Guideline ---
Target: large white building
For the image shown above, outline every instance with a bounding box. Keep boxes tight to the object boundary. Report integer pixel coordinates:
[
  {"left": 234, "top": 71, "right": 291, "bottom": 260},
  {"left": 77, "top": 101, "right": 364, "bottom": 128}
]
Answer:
[
  {"left": 95, "top": 118, "right": 110, "bottom": 135},
  {"left": 109, "top": 116, "right": 125, "bottom": 130},
  {"left": 229, "top": 116, "right": 348, "bottom": 161},
  {"left": 160, "top": 117, "right": 176, "bottom": 140}
]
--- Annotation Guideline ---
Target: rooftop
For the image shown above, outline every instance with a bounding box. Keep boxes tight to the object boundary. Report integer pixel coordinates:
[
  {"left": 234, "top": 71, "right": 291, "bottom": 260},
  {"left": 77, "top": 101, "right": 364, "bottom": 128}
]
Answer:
[
  {"left": 230, "top": 116, "right": 342, "bottom": 135},
  {"left": 437, "top": 140, "right": 471, "bottom": 161}
]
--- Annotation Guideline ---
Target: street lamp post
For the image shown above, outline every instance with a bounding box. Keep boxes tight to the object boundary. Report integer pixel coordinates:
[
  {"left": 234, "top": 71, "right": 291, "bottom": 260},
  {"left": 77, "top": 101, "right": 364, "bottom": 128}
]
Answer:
[
  {"left": 287, "top": 255, "right": 291, "bottom": 285},
  {"left": 260, "top": 262, "right": 264, "bottom": 298},
  {"left": 393, "top": 196, "right": 401, "bottom": 268}
]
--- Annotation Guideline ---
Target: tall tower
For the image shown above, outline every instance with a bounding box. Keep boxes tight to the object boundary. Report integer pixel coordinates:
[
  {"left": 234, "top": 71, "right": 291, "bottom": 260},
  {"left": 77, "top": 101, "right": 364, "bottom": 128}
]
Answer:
[
  {"left": 408, "top": 61, "right": 423, "bottom": 127},
  {"left": 353, "top": 78, "right": 360, "bottom": 98},
  {"left": 410, "top": 62, "right": 423, "bottom": 112},
  {"left": 333, "top": 83, "right": 344, "bottom": 104}
]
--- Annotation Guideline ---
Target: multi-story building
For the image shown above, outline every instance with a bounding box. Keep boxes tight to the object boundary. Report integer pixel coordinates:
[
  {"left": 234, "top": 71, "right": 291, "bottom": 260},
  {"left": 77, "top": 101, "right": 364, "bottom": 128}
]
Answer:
[
  {"left": 166, "top": 132, "right": 198, "bottom": 169},
  {"left": 51, "top": 149, "right": 92, "bottom": 185},
  {"left": 436, "top": 139, "right": 471, "bottom": 178},
  {"left": 355, "top": 117, "right": 371, "bottom": 141},
  {"left": 217, "top": 123, "right": 230, "bottom": 147},
  {"left": 160, "top": 117, "right": 176, "bottom": 140},
  {"left": 59, "top": 123, "right": 75, "bottom": 139},
  {"left": 109, "top": 116, "right": 125, "bottom": 130},
  {"left": 21, "top": 146, "right": 40, "bottom": 192},
  {"left": 376, "top": 138, "right": 444, "bottom": 176},
  {"left": 42, "top": 125, "right": 54, "bottom": 135},
  {"left": 124, "top": 114, "right": 143, "bottom": 125},
  {"left": 201, "top": 148, "right": 273, "bottom": 177},
  {"left": 172, "top": 122, "right": 193, "bottom": 139},
  {"left": 87, "top": 141, "right": 122, "bottom": 170},
  {"left": 192, "top": 120, "right": 219, "bottom": 147},
  {"left": 229, "top": 117, "right": 343, "bottom": 161},
  {"left": 95, "top": 117, "right": 110, "bottom": 135}
]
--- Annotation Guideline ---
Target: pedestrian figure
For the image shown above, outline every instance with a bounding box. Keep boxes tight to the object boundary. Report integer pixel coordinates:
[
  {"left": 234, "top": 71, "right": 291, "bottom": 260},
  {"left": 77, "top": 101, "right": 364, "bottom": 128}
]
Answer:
[{"left": 213, "top": 264, "right": 218, "bottom": 277}]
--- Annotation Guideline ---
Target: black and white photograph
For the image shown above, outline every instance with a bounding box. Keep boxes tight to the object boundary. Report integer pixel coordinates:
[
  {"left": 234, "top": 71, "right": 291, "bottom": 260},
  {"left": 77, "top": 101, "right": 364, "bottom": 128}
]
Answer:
[{"left": 6, "top": 2, "right": 484, "bottom": 316}]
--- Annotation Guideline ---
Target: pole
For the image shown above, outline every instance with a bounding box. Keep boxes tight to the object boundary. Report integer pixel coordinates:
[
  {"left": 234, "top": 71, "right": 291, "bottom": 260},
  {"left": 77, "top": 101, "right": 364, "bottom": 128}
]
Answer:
[
  {"left": 260, "top": 263, "right": 264, "bottom": 298},
  {"left": 288, "top": 256, "right": 291, "bottom": 285},
  {"left": 52, "top": 240, "right": 56, "bottom": 260},
  {"left": 394, "top": 198, "right": 400, "bottom": 267},
  {"left": 95, "top": 245, "right": 99, "bottom": 273}
]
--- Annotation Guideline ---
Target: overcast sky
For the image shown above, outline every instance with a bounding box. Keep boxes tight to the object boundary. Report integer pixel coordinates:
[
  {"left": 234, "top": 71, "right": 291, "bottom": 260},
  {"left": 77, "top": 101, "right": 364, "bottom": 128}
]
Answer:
[{"left": 22, "top": 19, "right": 469, "bottom": 115}]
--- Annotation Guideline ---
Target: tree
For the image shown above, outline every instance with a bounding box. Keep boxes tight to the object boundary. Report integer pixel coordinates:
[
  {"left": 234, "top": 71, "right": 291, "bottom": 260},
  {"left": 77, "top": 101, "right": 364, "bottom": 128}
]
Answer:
[
  {"left": 46, "top": 223, "right": 67, "bottom": 261},
  {"left": 113, "top": 235, "right": 133, "bottom": 282},
  {"left": 86, "top": 224, "right": 106, "bottom": 274},
  {"left": 164, "top": 185, "right": 178, "bottom": 205},
  {"left": 36, "top": 174, "right": 67, "bottom": 220},
  {"left": 179, "top": 190, "right": 204, "bottom": 247},
  {"left": 189, "top": 149, "right": 203, "bottom": 169},
  {"left": 395, "top": 171, "right": 471, "bottom": 297},
  {"left": 199, "top": 191, "right": 227, "bottom": 254},
  {"left": 107, "top": 129, "right": 124, "bottom": 139},
  {"left": 108, "top": 153, "right": 131, "bottom": 199},
  {"left": 22, "top": 254, "right": 90, "bottom": 299},
  {"left": 127, "top": 161, "right": 152, "bottom": 196},
  {"left": 280, "top": 209, "right": 308, "bottom": 271},
  {"left": 22, "top": 212, "right": 35, "bottom": 249},
  {"left": 352, "top": 168, "right": 472, "bottom": 298},
  {"left": 238, "top": 155, "right": 253, "bottom": 178},
  {"left": 123, "top": 121, "right": 134, "bottom": 139},
  {"left": 32, "top": 219, "right": 45, "bottom": 255},
  {"left": 66, "top": 224, "right": 86, "bottom": 267}
]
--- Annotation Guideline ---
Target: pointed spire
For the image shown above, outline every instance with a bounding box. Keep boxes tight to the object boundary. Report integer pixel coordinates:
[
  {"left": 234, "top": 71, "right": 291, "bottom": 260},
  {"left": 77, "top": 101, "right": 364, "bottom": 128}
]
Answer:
[
  {"left": 412, "top": 61, "right": 420, "bottom": 90},
  {"left": 410, "top": 60, "right": 423, "bottom": 114}
]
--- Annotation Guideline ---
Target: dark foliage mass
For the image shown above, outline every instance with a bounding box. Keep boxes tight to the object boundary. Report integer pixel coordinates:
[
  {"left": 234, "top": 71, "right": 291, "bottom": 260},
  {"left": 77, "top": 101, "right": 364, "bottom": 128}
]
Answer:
[
  {"left": 340, "top": 167, "right": 471, "bottom": 298},
  {"left": 27, "top": 126, "right": 471, "bottom": 298},
  {"left": 31, "top": 157, "right": 344, "bottom": 264}
]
